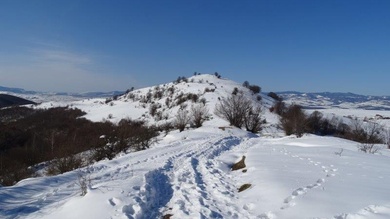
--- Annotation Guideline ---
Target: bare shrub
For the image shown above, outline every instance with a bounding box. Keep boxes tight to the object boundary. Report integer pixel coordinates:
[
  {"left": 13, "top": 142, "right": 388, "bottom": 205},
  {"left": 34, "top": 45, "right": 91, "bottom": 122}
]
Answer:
[
  {"left": 267, "top": 92, "right": 282, "bottom": 101},
  {"left": 149, "top": 103, "right": 158, "bottom": 117},
  {"left": 345, "top": 119, "right": 383, "bottom": 145},
  {"left": 358, "top": 143, "right": 381, "bottom": 154},
  {"left": 215, "top": 93, "right": 252, "bottom": 128},
  {"left": 191, "top": 104, "right": 209, "bottom": 128},
  {"left": 243, "top": 81, "right": 250, "bottom": 88},
  {"left": 77, "top": 171, "right": 90, "bottom": 196},
  {"left": 242, "top": 81, "right": 261, "bottom": 94},
  {"left": 232, "top": 87, "right": 239, "bottom": 95},
  {"left": 306, "top": 111, "right": 325, "bottom": 135},
  {"left": 248, "top": 85, "right": 261, "bottom": 94},
  {"left": 0, "top": 159, "right": 33, "bottom": 186},
  {"left": 92, "top": 145, "right": 116, "bottom": 161},
  {"left": 204, "top": 88, "right": 215, "bottom": 93},
  {"left": 175, "top": 109, "right": 190, "bottom": 132},
  {"left": 115, "top": 119, "right": 158, "bottom": 152},
  {"left": 280, "top": 104, "right": 307, "bottom": 137},
  {"left": 165, "top": 97, "right": 171, "bottom": 107},
  {"left": 47, "top": 155, "right": 83, "bottom": 175},
  {"left": 244, "top": 106, "right": 264, "bottom": 133},
  {"left": 271, "top": 100, "right": 286, "bottom": 116},
  {"left": 383, "top": 128, "right": 390, "bottom": 149},
  {"left": 355, "top": 121, "right": 383, "bottom": 153},
  {"left": 158, "top": 122, "right": 174, "bottom": 135}
]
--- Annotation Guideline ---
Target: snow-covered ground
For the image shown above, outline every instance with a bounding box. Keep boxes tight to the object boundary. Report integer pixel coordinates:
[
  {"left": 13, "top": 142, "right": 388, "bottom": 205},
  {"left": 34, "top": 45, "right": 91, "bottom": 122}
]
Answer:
[
  {"left": 1, "top": 127, "right": 389, "bottom": 219},
  {"left": 1, "top": 75, "right": 390, "bottom": 219}
]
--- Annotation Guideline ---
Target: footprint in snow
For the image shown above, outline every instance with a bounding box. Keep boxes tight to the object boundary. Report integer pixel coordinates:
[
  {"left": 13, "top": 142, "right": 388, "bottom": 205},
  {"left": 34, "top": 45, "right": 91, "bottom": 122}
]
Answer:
[
  {"left": 292, "top": 188, "right": 307, "bottom": 196},
  {"left": 108, "top": 197, "right": 121, "bottom": 206}
]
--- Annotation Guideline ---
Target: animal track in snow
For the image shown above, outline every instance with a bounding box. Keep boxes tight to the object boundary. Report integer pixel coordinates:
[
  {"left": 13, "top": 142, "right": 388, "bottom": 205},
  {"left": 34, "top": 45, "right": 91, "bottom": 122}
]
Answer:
[{"left": 276, "top": 147, "right": 339, "bottom": 211}]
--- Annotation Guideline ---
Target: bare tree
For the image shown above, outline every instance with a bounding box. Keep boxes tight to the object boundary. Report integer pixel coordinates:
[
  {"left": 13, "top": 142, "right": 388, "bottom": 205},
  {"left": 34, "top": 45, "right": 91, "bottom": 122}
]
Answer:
[
  {"left": 191, "top": 104, "right": 209, "bottom": 128},
  {"left": 244, "top": 106, "right": 264, "bottom": 133},
  {"left": 175, "top": 109, "right": 190, "bottom": 132},
  {"left": 215, "top": 93, "right": 252, "bottom": 128},
  {"left": 280, "top": 104, "right": 307, "bottom": 137},
  {"left": 357, "top": 122, "right": 383, "bottom": 154},
  {"left": 383, "top": 127, "right": 390, "bottom": 149}
]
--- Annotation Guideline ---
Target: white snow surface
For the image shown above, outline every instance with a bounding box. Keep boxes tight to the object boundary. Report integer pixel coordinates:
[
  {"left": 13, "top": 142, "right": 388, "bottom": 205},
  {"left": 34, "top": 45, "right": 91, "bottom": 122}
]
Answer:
[
  {"left": 2, "top": 129, "right": 390, "bottom": 219},
  {"left": 1, "top": 75, "right": 390, "bottom": 219}
]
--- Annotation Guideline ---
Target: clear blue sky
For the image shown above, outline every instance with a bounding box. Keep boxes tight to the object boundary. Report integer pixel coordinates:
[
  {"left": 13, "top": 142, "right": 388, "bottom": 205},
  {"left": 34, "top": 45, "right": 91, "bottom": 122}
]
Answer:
[{"left": 0, "top": 0, "right": 389, "bottom": 95}]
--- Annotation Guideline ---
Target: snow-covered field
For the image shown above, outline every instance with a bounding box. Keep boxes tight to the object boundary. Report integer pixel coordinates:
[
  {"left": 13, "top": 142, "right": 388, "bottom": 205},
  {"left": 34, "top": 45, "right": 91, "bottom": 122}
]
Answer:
[{"left": 1, "top": 75, "right": 390, "bottom": 219}]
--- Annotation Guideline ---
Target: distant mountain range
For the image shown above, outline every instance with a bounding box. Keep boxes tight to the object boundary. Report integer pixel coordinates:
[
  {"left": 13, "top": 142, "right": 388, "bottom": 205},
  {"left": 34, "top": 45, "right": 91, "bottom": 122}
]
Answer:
[
  {"left": 0, "top": 85, "right": 124, "bottom": 103},
  {"left": 277, "top": 91, "right": 390, "bottom": 110},
  {"left": 2, "top": 85, "right": 390, "bottom": 111}
]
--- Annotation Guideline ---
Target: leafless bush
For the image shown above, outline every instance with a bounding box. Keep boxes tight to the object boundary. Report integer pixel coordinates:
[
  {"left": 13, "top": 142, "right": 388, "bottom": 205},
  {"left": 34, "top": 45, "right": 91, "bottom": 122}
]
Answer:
[
  {"left": 279, "top": 104, "right": 307, "bottom": 137},
  {"left": 232, "top": 87, "right": 239, "bottom": 95},
  {"left": 149, "top": 103, "right": 158, "bottom": 117},
  {"left": 267, "top": 92, "right": 282, "bottom": 101},
  {"left": 244, "top": 106, "right": 264, "bottom": 133},
  {"left": 270, "top": 100, "right": 286, "bottom": 116},
  {"left": 358, "top": 143, "right": 381, "bottom": 154},
  {"left": 47, "top": 155, "right": 83, "bottom": 175},
  {"left": 346, "top": 119, "right": 383, "bottom": 145},
  {"left": 215, "top": 93, "right": 264, "bottom": 133},
  {"left": 215, "top": 93, "right": 252, "bottom": 128},
  {"left": 77, "top": 171, "right": 90, "bottom": 196},
  {"left": 383, "top": 128, "right": 390, "bottom": 149},
  {"left": 158, "top": 122, "right": 174, "bottom": 135},
  {"left": 175, "top": 109, "right": 190, "bottom": 132},
  {"left": 191, "top": 104, "right": 210, "bottom": 128}
]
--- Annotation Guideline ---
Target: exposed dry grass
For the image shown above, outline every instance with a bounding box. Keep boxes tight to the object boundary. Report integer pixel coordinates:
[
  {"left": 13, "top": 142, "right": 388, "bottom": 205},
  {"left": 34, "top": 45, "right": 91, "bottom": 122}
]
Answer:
[
  {"left": 231, "top": 156, "right": 246, "bottom": 171},
  {"left": 238, "top": 183, "right": 252, "bottom": 192}
]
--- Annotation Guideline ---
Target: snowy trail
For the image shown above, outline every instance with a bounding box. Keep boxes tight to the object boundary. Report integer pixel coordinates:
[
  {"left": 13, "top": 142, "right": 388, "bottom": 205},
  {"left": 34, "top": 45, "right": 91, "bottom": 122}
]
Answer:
[
  {"left": 0, "top": 129, "right": 257, "bottom": 219},
  {"left": 1, "top": 131, "right": 390, "bottom": 219},
  {"left": 129, "top": 135, "right": 254, "bottom": 219}
]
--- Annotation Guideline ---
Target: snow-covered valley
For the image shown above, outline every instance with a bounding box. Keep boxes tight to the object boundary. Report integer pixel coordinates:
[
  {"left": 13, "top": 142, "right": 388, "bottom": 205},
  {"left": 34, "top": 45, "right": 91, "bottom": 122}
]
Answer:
[{"left": 1, "top": 74, "right": 390, "bottom": 219}]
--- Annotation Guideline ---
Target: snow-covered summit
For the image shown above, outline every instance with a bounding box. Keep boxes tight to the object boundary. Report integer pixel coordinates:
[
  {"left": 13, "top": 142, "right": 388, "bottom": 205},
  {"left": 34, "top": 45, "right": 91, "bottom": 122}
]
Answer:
[{"left": 37, "top": 74, "right": 272, "bottom": 127}]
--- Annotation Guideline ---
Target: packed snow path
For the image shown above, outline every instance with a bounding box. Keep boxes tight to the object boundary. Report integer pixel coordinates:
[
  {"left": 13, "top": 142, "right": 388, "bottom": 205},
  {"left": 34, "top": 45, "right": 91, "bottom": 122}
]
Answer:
[{"left": 1, "top": 129, "right": 390, "bottom": 219}]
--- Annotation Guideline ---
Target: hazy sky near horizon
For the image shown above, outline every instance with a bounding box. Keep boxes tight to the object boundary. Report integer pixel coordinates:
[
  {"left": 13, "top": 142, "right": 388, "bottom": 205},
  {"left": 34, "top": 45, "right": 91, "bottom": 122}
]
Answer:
[{"left": 0, "top": 1, "right": 389, "bottom": 95}]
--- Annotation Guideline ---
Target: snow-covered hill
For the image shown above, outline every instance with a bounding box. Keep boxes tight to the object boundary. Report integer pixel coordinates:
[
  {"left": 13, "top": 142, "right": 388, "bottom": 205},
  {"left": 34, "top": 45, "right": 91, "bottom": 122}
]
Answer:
[
  {"left": 1, "top": 75, "right": 390, "bottom": 219},
  {"left": 36, "top": 74, "right": 275, "bottom": 127}
]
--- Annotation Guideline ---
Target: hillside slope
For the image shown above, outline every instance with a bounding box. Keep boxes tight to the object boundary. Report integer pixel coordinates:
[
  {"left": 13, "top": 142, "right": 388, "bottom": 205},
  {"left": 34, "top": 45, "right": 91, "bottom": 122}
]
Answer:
[
  {"left": 0, "top": 94, "right": 35, "bottom": 108},
  {"left": 36, "top": 74, "right": 276, "bottom": 128}
]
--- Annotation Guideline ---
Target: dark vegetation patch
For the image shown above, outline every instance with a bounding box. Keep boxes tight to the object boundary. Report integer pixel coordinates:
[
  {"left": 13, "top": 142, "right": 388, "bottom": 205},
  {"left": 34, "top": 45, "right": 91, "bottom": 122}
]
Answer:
[
  {"left": 271, "top": 98, "right": 384, "bottom": 146},
  {"left": 238, "top": 183, "right": 252, "bottom": 192},
  {"left": 0, "top": 106, "right": 158, "bottom": 186},
  {"left": 231, "top": 156, "right": 246, "bottom": 171},
  {"left": 162, "top": 214, "right": 173, "bottom": 219}
]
